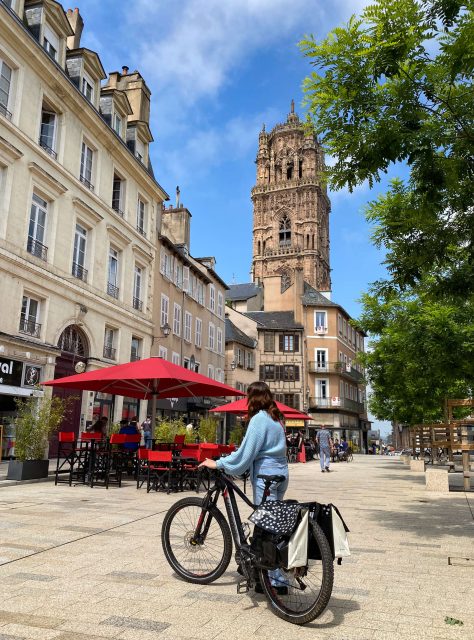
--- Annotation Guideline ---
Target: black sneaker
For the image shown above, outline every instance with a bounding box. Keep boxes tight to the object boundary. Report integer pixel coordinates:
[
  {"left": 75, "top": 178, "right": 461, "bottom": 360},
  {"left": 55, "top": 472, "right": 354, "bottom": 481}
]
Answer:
[
  {"left": 321, "top": 469, "right": 325, "bottom": 473},
  {"left": 325, "top": 467, "right": 330, "bottom": 472},
  {"left": 254, "top": 582, "right": 264, "bottom": 593}
]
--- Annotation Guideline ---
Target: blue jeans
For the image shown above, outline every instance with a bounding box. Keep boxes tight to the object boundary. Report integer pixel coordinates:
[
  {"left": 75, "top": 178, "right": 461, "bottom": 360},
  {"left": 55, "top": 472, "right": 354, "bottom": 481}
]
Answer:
[
  {"left": 252, "top": 459, "right": 288, "bottom": 586},
  {"left": 320, "top": 447, "right": 331, "bottom": 470}
]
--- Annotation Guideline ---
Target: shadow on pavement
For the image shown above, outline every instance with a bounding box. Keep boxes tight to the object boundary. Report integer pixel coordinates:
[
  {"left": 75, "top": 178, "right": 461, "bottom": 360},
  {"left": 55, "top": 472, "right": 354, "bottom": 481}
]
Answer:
[
  {"left": 382, "top": 473, "right": 426, "bottom": 484},
  {"left": 306, "top": 596, "right": 361, "bottom": 629}
]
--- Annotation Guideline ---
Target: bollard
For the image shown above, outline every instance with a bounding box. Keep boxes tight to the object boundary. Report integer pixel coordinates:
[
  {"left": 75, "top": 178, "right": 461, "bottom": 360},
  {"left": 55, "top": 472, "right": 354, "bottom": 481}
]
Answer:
[
  {"left": 410, "top": 459, "right": 425, "bottom": 472},
  {"left": 425, "top": 468, "right": 449, "bottom": 493}
]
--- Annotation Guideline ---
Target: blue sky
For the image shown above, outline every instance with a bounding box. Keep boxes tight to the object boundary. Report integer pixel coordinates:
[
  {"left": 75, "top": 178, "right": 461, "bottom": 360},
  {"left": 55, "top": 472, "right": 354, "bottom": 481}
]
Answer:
[{"left": 77, "top": 0, "right": 394, "bottom": 435}]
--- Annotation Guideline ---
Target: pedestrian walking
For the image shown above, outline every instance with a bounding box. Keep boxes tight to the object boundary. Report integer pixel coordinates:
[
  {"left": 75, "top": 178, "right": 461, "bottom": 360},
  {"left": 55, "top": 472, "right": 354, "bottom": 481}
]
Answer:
[
  {"left": 141, "top": 416, "right": 152, "bottom": 449},
  {"left": 316, "top": 425, "right": 333, "bottom": 472}
]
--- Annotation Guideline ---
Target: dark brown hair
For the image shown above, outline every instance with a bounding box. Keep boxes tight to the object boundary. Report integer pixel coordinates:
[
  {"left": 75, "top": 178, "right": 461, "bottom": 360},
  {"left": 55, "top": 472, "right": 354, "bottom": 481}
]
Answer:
[{"left": 246, "top": 381, "right": 282, "bottom": 422}]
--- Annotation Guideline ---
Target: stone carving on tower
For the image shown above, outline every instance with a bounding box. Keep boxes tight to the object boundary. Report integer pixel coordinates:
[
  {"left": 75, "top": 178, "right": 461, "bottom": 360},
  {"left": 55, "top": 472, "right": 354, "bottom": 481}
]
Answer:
[{"left": 251, "top": 101, "right": 331, "bottom": 291}]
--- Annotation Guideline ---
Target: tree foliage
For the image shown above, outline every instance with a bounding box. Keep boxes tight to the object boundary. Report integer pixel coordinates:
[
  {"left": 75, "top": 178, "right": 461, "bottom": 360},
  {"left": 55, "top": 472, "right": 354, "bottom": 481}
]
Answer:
[
  {"left": 301, "top": 0, "right": 474, "bottom": 296},
  {"left": 300, "top": 0, "right": 474, "bottom": 424}
]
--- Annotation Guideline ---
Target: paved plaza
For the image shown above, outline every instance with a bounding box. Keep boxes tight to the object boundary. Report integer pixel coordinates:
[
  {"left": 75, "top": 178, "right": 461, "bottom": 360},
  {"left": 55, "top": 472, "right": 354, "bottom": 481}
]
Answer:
[{"left": 0, "top": 456, "right": 473, "bottom": 640}]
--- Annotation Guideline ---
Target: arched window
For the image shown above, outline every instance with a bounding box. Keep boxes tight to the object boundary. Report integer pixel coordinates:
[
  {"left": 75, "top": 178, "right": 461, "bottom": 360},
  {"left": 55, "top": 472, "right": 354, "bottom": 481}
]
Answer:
[
  {"left": 257, "top": 240, "right": 261, "bottom": 254},
  {"left": 286, "top": 163, "right": 293, "bottom": 180},
  {"left": 57, "top": 325, "right": 88, "bottom": 357},
  {"left": 312, "top": 234, "right": 315, "bottom": 249},
  {"left": 306, "top": 234, "right": 310, "bottom": 249},
  {"left": 279, "top": 215, "right": 291, "bottom": 247}
]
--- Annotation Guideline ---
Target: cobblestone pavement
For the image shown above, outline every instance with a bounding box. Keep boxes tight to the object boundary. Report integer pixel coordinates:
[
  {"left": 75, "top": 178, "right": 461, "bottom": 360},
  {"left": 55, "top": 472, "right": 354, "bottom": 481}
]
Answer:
[{"left": 0, "top": 456, "right": 473, "bottom": 640}]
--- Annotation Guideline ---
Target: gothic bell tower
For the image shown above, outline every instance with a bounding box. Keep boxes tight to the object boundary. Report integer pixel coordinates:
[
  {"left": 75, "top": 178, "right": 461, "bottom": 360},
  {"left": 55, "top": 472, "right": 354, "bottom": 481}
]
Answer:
[{"left": 251, "top": 101, "right": 331, "bottom": 292}]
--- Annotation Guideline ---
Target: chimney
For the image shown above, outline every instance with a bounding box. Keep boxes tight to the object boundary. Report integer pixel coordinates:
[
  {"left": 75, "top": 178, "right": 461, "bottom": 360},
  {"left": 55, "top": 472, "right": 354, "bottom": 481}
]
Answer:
[
  {"left": 66, "top": 8, "right": 84, "bottom": 50},
  {"left": 122, "top": 66, "right": 129, "bottom": 76}
]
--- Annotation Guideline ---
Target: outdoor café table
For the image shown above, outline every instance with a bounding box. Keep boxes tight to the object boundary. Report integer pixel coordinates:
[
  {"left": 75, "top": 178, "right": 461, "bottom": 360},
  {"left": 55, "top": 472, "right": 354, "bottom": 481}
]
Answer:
[{"left": 78, "top": 434, "right": 109, "bottom": 487}]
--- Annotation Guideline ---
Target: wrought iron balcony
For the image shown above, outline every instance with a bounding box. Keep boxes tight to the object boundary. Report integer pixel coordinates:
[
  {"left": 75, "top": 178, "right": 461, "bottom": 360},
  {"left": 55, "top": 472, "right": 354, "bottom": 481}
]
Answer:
[
  {"left": 308, "top": 361, "right": 364, "bottom": 382},
  {"left": 103, "top": 344, "right": 116, "bottom": 360},
  {"left": 133, "top": 297, "right": 143, "bottom": 312},
  {"left": 107, "top": 282, "right": 119, "bottom": 298},
  {"left": 308, "top": 396, "right": 366, "bottom": 414},
  {"left": 72, "top": 262, "right": 88, "bottom": 282},
  {"left": 136, "top": 225, "right": 146, "bottom": 237},
  {"left": 27, "top": 236, "right": 48, "bottom": 261},
  {"left": 19, "top": 317, "right": 41, "bottom": 338},
  {"left": 112, "top": 203, "right": 124, "bottom": 217},
  {"left": 0, "top": 103, "right": 12, "bottom": 121},
  {"left": 38, "top": 139, "right": 57, "bottom": 160},
  {"left": 79, "top": 174, "right": 95, "bottom": 191}
]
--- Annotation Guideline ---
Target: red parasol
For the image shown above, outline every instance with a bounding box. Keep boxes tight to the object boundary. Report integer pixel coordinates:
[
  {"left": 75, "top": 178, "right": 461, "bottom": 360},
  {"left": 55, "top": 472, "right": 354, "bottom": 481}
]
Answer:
[
  {"left": 209, "top": 397, "right": 312, "bottom": 420},
  {"left": 43, "top": 357, "right": 243, "bottom": 436}
]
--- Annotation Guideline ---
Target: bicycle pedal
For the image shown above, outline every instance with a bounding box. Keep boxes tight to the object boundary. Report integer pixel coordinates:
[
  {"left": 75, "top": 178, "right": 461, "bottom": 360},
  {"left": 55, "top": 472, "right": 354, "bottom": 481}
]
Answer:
[{"left": 237, "top": 579, "right": 250, "bottom": 594}]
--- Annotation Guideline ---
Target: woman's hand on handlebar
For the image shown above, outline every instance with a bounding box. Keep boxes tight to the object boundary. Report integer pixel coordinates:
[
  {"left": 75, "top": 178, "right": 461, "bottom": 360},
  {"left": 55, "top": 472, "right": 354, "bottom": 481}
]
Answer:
[{"left": 198, "top": 458, "right": 217, "bottom": 469}]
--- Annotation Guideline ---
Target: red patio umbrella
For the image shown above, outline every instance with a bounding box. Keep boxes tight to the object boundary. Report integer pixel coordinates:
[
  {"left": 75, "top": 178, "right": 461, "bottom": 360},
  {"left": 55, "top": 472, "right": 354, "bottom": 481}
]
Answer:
[
  {"left": 43, "top": 357, "right": 244, "bottom": 437},
  {"left": 209, "top": 397, "right": 312, "bottom": 420}
]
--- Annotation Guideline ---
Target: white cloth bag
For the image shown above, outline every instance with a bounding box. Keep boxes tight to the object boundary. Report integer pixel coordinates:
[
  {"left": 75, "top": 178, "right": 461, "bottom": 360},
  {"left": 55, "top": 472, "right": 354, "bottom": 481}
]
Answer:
[
  {"left": 286, "top": 509, "right": 309, "bottom": 569},
  {"left": 332, "top": 507, "right": 351, "bottom": 558}
]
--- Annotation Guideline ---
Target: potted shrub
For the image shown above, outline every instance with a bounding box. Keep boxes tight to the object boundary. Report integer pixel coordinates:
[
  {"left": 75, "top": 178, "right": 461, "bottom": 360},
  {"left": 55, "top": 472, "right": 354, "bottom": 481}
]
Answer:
[{"left": 7, "top": 394, "right": 70, "bottom": 481}]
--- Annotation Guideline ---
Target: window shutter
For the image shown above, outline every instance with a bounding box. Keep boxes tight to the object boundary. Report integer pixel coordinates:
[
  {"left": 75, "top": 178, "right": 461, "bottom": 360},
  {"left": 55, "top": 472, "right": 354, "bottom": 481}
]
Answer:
[
  {"left": 279, "top": 334, "right": 284, "bottom": 351},
  {"left": 183, "top": 266, "right": 190, "bottom": 292},
  {"left": 294, "top": 335, "right": 299, "bottom": 352},
  {"left": 259, "top": 365, "right": 264, "bottom": 380}
]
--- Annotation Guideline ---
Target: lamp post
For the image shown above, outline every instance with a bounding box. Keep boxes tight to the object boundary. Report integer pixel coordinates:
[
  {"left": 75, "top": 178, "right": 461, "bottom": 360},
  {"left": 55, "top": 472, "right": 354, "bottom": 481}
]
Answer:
[
  {"left": 150, "top": 323, "right": 171, "bottom": 438},
  {"left": 223, "top": 359, "right": 237, "bottom": 443}
]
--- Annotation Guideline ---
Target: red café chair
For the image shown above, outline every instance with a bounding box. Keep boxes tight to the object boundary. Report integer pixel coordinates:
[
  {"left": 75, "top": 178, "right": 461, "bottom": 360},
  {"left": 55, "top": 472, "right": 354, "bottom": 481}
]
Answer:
[
  {"left": 55, "top": 431, "right": 79, "bottom": 486},
  {"left": 179, "top": 447, "right": 200, "bottom": 492},
  {"left": 110, "top": 433, "right": 141, "bottom": 482},
  {"left": 147, "top": 451, "right": 175, "bottom": 493},
  {"left": 218, "top": 444, "right": 236, "bottom": 457},
  {"left": 136, "top": 447, "right": 149, "bottom": 489}
]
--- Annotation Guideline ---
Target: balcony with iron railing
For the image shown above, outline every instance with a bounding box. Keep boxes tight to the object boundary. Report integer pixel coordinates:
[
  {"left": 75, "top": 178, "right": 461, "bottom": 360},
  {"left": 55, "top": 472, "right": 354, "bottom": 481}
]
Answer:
[
  {"left": 27, "top": 236, "right": 48, "bottom": 261},
  {"left": 79, "top": 174, "right": 94, "bottom": 191},
  {"left": 103, "top": 344, "right": 116, "bottom": 360},
  {"left": 133, "top": 297, "right": 143, "bottom": 312},
  {"left": 308, "top": 361, "right": 364, "bottom": 383},
  {"left": 308, "top": 396, "right": 366, "bottom": 414},
  {"left": 111, "top": 203, "right": 125, "bottom": 218},
  {"left": 19, "top": 317, "right": 41, "bottom": 338},
  {"left": 107, "top": 282, "right": 119, "bottom": 299},
  {"left": 0, "top": 103, "right": 12, "bottom": 121},
  {"left": 72, "top": 262, "right": 88, "bottom": 282},
  {"left": 136, "top": 225, "right": 146, "bottom": 237},
  {"left": 38, "top": 139, "right": 57, "bottom": 160}
]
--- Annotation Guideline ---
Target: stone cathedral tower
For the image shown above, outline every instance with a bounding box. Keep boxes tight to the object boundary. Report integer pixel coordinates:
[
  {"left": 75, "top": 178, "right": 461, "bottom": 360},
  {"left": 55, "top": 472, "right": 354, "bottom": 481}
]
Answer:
[{"left": 251, "top": 102, "right": 331, "bottom": 292}]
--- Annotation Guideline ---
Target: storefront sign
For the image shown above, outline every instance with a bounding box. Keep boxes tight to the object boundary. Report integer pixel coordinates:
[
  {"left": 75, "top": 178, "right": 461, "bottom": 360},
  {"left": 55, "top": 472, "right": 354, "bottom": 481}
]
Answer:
[
  {"left": 23, "top": 365, "right": 42, "bottom": 387},
  {"left": 0, "top": 358, "right": 23, "bottom": 387},
  {"left": 285, "top": 419, "right": 305, "bottom": 427}
]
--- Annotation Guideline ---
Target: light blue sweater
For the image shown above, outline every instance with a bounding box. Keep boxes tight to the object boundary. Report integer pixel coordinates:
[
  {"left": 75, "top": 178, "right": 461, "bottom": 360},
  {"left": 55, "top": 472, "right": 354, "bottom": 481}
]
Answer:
[{"left": 216, "top": 410, "right": 287, "bottom": 484}]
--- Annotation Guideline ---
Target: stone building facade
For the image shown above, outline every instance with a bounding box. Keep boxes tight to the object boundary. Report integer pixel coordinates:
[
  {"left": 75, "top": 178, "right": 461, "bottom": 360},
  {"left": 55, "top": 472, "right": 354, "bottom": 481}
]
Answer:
[
  {"left": 226, "top": 103, "right": 370, "bottom": 449},
  {"left": 0, "top": 0, "right": 168, "bottom": 455},
  {"left": 152, "top": 202, "right": 227, "bottom": 420},
  {"left": 251, "top": 101, "right": 331, "bottom": 292}
]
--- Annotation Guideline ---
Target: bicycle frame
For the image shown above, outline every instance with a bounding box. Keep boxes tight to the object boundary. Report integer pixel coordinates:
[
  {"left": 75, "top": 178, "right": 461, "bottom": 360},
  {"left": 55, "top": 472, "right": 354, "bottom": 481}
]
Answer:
[{"left": 197, "top": 472, "right": 256, "bottom": 553}]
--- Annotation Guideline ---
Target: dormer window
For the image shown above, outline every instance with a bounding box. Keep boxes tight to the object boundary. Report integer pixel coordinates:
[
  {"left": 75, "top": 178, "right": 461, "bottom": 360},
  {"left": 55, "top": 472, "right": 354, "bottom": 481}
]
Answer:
[
  {"left": 43, "top": 25, "right": 59, "bottom": 61},
  {"left": 113, "top": 113, "right": 122, "bottom": 136},
  {"left": 81, "top": 73, "right": 94, "bottom": 102}
]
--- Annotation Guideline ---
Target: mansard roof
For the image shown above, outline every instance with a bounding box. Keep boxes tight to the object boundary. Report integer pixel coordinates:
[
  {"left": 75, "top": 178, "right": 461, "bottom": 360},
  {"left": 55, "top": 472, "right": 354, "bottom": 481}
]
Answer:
[
  {"left": 225, "top": 318, "right": 255, "bottom": 349},
  {"left": 227, "top": 283, "right": 261, "bottom": 301},
  {"left": 244, "top": 311, "right": 303, "bottom": 331}
]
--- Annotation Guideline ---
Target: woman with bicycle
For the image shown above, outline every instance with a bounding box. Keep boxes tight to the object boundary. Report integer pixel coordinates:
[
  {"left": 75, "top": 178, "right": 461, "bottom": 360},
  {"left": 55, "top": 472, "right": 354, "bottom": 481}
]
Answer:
[{"left": 199, "top": 380, "right": 288, "bottom": 504}]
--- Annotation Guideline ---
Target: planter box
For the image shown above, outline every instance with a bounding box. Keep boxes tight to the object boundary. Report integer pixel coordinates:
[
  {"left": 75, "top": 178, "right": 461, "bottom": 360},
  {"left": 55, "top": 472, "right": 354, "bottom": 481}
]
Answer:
[{"left": 6, "top": 459, "right": 50, "bottom": 481}]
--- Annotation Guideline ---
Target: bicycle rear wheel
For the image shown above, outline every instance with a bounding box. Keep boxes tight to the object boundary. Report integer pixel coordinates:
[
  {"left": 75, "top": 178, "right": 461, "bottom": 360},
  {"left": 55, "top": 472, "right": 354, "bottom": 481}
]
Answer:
[
  {"left": 260, "top": 520, "right": 334, "bottom": 625},
  {"left": 161, "top": 497, "right": 233, "bottom": 584}
]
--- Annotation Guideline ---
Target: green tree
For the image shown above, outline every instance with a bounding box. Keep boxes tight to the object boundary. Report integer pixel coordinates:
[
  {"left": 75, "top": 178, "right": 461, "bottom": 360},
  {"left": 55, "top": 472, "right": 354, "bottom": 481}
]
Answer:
[
  {"left": 198, "top": 416, "right": 219, "bottom": 443},
  {"left": 300, "top": 0, "right": 474, "bottom": 296},
  {"left": 300, "top": 0, "right": 474, "bottom": 424}
]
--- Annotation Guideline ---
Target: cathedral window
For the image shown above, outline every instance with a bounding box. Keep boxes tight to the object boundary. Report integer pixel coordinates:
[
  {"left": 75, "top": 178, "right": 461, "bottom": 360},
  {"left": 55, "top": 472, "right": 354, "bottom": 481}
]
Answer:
[
  {"left": 299, "top": 160, "right": 303, "bottom": 178},
  {"left": 257, "top": 240, "right": 261, "bottom": 254},
  {"left": 279, "top": 215, "right": 291, "bottom": 247},
  {"left": 286, "top": 163, "right": 293, "bottom": 180}
]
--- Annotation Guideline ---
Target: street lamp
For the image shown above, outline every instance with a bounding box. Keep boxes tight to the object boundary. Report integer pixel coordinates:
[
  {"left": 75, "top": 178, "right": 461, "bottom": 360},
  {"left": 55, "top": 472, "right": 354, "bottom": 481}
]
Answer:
[
  {"left": 161, "top": 322, "right": 171, "bottom": 338},
  {"left": 230, "top": 359, "right": 236, "bottom": 370}
]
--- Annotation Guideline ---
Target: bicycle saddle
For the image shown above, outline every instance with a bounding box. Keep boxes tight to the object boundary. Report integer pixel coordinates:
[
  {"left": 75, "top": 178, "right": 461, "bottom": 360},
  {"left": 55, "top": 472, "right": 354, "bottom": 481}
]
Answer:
[{"left": 257, "top": 474, "right": 286, "bottom": 483}]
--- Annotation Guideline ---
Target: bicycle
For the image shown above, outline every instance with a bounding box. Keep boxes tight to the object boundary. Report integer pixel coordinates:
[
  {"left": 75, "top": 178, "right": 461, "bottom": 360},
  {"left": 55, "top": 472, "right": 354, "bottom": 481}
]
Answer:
[{"left": 161, "top": 469, "right": 334, "bottom": 625}]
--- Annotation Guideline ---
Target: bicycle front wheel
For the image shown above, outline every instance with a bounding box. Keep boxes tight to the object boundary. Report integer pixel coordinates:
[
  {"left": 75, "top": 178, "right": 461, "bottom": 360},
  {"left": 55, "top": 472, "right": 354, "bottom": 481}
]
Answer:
[
  {"left": 260, "top": 520, "right": 334, "bottom": 625},
  {"left": 161, "top": 497, "right": 232, "bottom": 584}
]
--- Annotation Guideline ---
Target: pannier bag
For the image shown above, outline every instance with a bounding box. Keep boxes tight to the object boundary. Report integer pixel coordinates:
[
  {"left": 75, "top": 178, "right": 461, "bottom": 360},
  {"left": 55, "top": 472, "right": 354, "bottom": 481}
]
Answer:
[
  {"left": 309, "top": 503, "right": 350, "bottom": 561},
  {"left": 249, "top": 500, "right": 300, "bottom": 536}
]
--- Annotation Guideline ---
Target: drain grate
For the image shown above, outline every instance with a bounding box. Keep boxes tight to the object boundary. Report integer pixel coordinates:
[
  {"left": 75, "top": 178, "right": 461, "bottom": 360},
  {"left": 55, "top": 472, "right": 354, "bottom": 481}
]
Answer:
[{"left": 448, "top": 557, "right": 473, "bottom": 567}]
